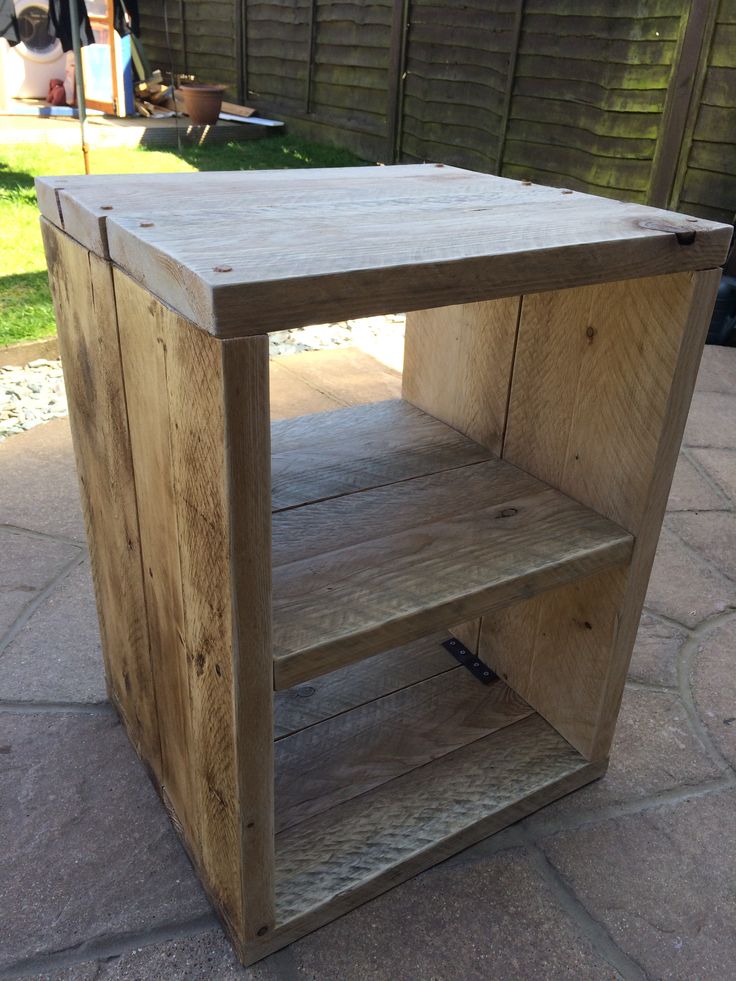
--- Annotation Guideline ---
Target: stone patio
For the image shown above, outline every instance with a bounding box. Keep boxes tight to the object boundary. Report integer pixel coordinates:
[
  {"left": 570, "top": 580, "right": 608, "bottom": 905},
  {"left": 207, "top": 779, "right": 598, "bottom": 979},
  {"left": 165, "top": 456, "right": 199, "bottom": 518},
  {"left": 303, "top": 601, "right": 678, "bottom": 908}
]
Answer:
[{"left": 0, "top": 344, "right": 734, "bottom": 981}]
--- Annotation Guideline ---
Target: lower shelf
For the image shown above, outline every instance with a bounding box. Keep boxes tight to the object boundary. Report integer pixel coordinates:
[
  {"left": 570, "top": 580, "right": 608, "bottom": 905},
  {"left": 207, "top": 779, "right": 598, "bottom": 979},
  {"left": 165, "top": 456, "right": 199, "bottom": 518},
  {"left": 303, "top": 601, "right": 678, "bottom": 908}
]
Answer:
[{"left": 271, "top": 637, "right": 605, "bottom": 937}]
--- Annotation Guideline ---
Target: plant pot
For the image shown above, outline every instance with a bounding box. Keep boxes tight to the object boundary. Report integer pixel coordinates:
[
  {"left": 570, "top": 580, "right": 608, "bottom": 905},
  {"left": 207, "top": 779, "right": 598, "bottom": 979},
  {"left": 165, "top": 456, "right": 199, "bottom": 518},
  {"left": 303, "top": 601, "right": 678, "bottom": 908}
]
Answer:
[{"left": 179, "top": 84, "right": 226, "bottom": 126}]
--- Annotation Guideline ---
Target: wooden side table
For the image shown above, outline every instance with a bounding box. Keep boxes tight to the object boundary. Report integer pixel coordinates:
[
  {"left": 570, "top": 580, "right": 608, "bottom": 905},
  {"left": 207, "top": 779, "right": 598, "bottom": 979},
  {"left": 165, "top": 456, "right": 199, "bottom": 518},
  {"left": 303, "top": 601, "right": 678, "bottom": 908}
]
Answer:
[{"left": 38, "top": 165, "right": 730, "bottom": 965}]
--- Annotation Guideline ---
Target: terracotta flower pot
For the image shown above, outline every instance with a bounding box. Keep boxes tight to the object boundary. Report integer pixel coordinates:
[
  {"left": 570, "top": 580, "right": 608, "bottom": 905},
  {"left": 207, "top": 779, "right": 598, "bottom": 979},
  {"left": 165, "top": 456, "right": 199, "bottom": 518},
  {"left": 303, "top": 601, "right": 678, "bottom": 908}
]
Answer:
[{"left": 179, "top": 84, "right": 226, "bottom": 126}]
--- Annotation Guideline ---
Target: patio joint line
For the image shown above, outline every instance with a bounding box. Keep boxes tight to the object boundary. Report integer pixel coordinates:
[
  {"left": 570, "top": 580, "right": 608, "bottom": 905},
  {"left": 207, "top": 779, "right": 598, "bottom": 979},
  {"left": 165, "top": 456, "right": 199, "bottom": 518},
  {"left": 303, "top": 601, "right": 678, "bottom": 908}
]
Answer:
[
  {"left": 0, "top": 522, "right": 87, "bottom": 549},
  {"left": 525, "top": 837, "right": 651, "bottom": 981},
  {"left": 0, "top": 551, "right": 85, "bottom": 655},
  {"left": 0, "top": 699, "right": 114, "bottom": 715},
  {"left": 680, "top": 446, "right": 735, "bottom": 508},
  {"left": 0, "top": 913, "right": 219, "bottom": 980}
]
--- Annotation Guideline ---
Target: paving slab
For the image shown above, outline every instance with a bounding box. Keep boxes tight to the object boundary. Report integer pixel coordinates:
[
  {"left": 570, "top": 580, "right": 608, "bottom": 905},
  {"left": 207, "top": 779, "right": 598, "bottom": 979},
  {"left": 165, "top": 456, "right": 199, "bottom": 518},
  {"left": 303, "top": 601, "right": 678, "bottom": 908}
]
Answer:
[
  {"left": 693, "top": 614, "right": 736, "bottom": 769},
  {"left": 695, "top": 345, "right": 736, "bottom": 394},
  {"left": 628, "top": 612, "right": 686, "bottom": 689},
  {"left": 666, "top": 511, "right": 736, "bottom": 582},
  {"left": 524, "top": 687, "right": 720, "bottom": 833},
  {"left": 0, "top": 560, "right": 106, "bottom": 704},
  {"left": 690, "top": 447, "right": 736, "bottom": 504},
  {"left": 274, "top": 348, "right": 402, "bottom": 406},
  {"left": 667, "top": 451, "right": 728, "bottom": 511},
  {"left": 682, "top": 391, "right": 736, "bottom": 449},
  {"left": 0, "top": 711, "right": 210, "bottom": 974},
  {"left": 15, "top": 929, "right": 282, "bottom": 981},
  {"left": 644, "top": 525, "right": 734, "bottom": 627},
  {"left": 543, "top": 788, "right": 736, "bottom": 981},
  {"left": 0, "top": 418, "right": 84, "bottom": 542},
  {"left": 287, "top": 848, "right": 619, "bottom": 981},
  {"left": 269, "top": 359, "right": 344, "bottom": 419},
  {"left": 0, "top": 527, "right": 81, "bottom": 643}
]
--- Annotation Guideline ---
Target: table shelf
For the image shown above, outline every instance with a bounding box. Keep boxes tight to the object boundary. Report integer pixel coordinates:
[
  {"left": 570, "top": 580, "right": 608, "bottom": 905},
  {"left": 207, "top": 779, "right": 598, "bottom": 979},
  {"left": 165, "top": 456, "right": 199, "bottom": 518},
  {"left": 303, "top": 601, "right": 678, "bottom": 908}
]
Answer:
[
  {"left": 271, "top": 400, "right": 634, "bottom": 689},
  {"left": 271, "top": 638, "right": 601, "bottom": 932}
]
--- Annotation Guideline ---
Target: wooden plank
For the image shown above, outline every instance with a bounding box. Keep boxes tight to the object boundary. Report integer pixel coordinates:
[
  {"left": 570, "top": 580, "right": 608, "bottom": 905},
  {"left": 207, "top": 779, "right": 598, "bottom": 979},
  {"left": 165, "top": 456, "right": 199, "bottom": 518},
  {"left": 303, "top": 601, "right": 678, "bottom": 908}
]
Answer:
[
  {"left": 494, "top": 269, "right": 721, "bottom": 759},
  {"left": 113, "top": 271, "right": 275, "bottom": 943},
  {"left": 38, "top": 168, "right": 731, "bottom": 338},
  {"left": 271, "top": 400, "right": 493, "bottom": 512},
  {"left": 275, "top": 670, "right": 533, "bottom": 832},
  {"left": 648, "top": 0, "right": 719, "bottom": 208},
  {"left": 273, "top": 714, "right": 601, "bottom": 932},
  {"left": 274, "top": 632, "right": 456, "bottom": 738},
  {"left": 220, "top": 333, "right": 275, "bottom": 945},
  {"left": 103, "top": 192, "right": 731, "bottom": 336},
  {"left": 116, "top": 267, "right": 197, "bottom": 848},
  {"left": 402, "top": 299, "right": 521, "bottom": 454},
  {"left": 402, "top": 297, "right": 521, "bottom": 653},
  {"left": 272, "top": 457, "right": 634, "bottom": 688},
  {"left": 39, "top": 221, "right": 160, "bottom": 775}
]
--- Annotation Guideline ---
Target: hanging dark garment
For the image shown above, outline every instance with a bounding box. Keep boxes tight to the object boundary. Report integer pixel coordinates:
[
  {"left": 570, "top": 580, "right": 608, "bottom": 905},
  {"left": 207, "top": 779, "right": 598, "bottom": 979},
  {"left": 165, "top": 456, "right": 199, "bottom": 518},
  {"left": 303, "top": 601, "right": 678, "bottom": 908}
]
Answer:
[
  {"left": 116, "top": 0, "right": 140, "bottom": 38},
  {"left": 48, "top": 0, "right": 94, "bottom": 52},
  {"left": 0, "top": 0, "right": 20, "bottom": 45}
]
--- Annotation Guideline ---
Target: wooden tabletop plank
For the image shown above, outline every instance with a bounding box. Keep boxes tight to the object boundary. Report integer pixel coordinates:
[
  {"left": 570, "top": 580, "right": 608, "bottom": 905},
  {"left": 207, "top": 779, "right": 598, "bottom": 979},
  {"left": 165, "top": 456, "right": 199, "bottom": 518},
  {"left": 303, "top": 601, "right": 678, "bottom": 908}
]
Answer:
[{"left": 36, "top": 165, "right": 732, "bottom": 338}]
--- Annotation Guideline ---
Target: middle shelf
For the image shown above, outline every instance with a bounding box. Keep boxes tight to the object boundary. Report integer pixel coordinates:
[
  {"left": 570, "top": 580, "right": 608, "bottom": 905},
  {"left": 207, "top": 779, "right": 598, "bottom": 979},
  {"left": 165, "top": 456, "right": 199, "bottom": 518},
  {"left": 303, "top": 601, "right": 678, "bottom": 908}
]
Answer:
[{"left": 271, "top": 399, "right": 633, "bottom": 689}]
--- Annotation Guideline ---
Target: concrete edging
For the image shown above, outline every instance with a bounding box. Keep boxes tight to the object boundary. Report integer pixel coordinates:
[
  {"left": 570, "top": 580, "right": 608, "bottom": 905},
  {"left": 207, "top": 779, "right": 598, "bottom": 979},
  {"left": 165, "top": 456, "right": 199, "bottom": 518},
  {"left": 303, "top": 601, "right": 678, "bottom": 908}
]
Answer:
[{"left": 1, "top": 336, "right": 59, "bottom": 367}]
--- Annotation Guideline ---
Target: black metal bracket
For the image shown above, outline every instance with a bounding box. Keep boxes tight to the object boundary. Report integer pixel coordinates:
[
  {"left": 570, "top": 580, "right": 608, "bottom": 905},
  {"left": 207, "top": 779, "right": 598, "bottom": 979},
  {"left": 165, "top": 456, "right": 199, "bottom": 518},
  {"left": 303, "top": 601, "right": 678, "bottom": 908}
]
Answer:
[{"left": 442, "top": 637, "right": 499, "bottom": 685}]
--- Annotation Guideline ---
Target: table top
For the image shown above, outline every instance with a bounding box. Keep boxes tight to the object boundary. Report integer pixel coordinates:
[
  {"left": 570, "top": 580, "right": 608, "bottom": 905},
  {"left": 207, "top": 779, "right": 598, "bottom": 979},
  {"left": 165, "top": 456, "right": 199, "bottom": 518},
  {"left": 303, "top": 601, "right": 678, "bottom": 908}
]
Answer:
[{"left": 37, "top": 164, "right": 732, "bottom": 338}]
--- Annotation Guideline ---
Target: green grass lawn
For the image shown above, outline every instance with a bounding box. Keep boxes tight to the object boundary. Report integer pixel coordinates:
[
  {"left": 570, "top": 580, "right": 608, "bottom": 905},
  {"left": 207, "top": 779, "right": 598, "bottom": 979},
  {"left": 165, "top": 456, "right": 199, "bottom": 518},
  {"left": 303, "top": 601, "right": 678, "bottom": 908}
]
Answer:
[{"left": 0, "top": 137, "right": 364, "bottom": 347}]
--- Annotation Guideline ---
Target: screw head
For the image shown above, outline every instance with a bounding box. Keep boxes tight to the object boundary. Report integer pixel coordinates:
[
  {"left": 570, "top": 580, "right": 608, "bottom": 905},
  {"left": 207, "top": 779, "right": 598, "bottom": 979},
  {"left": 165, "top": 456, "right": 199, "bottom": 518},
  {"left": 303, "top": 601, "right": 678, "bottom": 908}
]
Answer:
[
  {"left": 213, "top": 264, "right": 233, "bottom": 273},
  {"left": 99, "top": 204, "right": 113, "bottom": 210},
  {"left": 139, "top": 221, "right": 154, "bottom": 228}
]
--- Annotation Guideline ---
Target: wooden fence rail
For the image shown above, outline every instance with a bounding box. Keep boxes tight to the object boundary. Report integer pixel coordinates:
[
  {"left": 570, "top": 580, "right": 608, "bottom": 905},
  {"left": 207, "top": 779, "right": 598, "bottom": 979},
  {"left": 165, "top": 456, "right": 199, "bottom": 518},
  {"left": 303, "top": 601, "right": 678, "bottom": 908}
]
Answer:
[{"left": 139, "top": 0, "right": 736, "bottom": 222}]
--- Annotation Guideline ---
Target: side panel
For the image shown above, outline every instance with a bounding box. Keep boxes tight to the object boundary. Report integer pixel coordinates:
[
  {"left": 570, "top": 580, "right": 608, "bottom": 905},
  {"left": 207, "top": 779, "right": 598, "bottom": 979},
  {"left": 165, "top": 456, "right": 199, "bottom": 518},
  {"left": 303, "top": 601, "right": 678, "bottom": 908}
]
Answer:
[
  {"left": 490, "top": 269, "right": 721, "bottom": 759},
  {"left": 114, "top": 272, "right": 275, "bottom": 946},
  {"left": 402, "top": 297, "right": 521, "bottom": 651},
  {"left": 40, "top": 220, "right": 161, "bottom": 773}
]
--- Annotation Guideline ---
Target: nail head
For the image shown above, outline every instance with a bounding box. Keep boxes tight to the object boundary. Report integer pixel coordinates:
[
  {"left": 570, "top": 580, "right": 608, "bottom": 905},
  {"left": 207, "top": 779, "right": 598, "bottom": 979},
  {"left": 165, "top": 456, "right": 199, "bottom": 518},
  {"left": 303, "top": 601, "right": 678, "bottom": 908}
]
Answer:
[{"left": 213, "top": 264, "right": 232, "bottom": 273}]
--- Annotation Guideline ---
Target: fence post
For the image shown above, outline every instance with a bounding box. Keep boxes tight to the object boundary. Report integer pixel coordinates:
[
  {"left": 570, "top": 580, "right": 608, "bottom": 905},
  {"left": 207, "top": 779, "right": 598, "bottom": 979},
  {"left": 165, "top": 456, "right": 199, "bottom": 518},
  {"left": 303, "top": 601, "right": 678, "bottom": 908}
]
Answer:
[
  {"left": 648, "top": 0, "right": 718, "bottom": 209},
  {"left": 494, "top": 0, "right": 524, "bottom": 177},
  {"left": 304, "top": 0, "right": 318, "bottom": 114},
  {"left": 387, "top": 0, "right": 410, "bottom": 163},
  {"left": 235, "top": 0, "right": 247, "bottom": 104}
]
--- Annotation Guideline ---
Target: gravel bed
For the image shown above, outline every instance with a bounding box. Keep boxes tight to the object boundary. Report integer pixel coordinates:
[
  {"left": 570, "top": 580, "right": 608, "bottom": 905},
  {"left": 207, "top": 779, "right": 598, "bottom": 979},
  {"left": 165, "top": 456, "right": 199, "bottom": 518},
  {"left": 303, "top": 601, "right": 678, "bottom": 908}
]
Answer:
[{"left": 0, "top": 316, "right": 405, "bottom": 441}]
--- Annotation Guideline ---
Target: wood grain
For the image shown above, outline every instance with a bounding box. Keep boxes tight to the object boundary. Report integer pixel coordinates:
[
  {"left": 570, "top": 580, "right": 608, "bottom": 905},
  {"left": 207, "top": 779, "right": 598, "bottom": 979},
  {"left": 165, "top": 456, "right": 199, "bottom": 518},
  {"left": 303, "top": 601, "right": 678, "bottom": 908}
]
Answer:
[
  {"left": 116, "top": 280, "right": 196, "bottom": 846},
  {"left": 114, "top": 271, "right": 275, "bottom": 942},
  {"left": 36, "top": 167, "right": 731, "bottom": 338},
  {"left": 272, "top": 399, "right": 493, "bottom": 512},
  {"left": 40, "top": 221, "right": 160, "bottom": 774},
  {"left": 487, "top": 269, "right": 721, "bottom": 759},
  {"left": 402, "top": 296, "right": 521, "bottom": 660},
  {"left": 275, "top": 670, "right": 533, "bottom": 832},
  {"left": 274, "top": 714, "right": 601, "bottom": 926},
  {"left": 402, "top": 298, "right": 521, "bottom": 454},
  {"left": 272, "top": 457, "right": 633, "bottom": 688},
  {"left": 274, "top": 632, "right": 456, "bottom": 739}
]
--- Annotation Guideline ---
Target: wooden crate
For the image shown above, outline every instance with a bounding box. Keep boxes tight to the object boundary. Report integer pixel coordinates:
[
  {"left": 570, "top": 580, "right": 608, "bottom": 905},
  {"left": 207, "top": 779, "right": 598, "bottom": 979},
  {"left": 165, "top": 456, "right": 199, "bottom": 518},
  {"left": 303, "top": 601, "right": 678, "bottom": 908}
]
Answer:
[{"left": 37, "top": 165, "right": 730, "bottom": 965}]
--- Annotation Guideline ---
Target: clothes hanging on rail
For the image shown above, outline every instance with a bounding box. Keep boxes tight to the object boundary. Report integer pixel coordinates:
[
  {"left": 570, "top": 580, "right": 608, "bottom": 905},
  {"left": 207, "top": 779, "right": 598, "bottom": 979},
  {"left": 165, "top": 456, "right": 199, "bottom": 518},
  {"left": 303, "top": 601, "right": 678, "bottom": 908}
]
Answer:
[
  {"left": 0, "top": 0, "right": 20, "bottom": 45},
  {"left": 48, "top": 0, "right": 94, "bottom": 52}
]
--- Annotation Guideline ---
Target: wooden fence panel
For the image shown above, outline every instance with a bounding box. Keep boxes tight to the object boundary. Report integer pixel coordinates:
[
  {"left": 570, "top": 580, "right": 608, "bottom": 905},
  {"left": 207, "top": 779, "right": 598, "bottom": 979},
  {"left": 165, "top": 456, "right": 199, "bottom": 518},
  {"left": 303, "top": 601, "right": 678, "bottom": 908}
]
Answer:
[
  {"left": 501, "top": 3, "right": 686, "bottom": 201},
  {"left": 672, "top": 0, "right": 736, "bottom": 222},
  {"left": 399, "top": 0, "right": 517, "bottom": 169},
  {"left": 135, "top": 0, "right": 736, "bottom": 222}
]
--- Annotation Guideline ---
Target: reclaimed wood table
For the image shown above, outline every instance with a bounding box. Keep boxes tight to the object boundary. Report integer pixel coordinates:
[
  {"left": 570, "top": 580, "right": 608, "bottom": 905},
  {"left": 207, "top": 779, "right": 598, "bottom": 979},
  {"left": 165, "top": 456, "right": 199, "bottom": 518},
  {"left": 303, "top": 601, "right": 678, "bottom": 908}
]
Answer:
[{"left": 37, "top": 165, "right": 731, "bottom": 965}]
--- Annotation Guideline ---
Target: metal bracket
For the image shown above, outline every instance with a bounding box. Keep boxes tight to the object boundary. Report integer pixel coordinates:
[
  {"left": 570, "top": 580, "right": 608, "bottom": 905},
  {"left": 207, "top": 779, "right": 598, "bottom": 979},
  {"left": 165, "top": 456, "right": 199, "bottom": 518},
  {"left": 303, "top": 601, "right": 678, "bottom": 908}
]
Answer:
[{"left": 442, "top": 637, "right": 499, "bottom": 685}]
